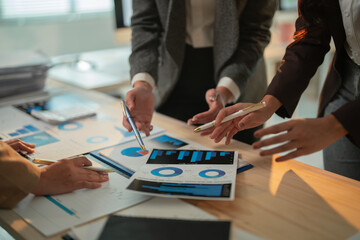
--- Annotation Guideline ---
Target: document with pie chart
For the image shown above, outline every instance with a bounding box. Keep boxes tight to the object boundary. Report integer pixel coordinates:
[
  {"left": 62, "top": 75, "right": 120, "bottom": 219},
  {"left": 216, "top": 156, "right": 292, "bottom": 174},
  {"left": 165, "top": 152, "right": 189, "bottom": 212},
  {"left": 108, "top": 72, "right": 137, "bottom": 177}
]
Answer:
[
  {"left": 98, "top": 133, "right": 208, "bottom": 173},
  {"left": 5, "top": 103, "right": 163, "bottom": 160},
  {"left": 126, "top": 149, "right": 238, "bottom": 200}
]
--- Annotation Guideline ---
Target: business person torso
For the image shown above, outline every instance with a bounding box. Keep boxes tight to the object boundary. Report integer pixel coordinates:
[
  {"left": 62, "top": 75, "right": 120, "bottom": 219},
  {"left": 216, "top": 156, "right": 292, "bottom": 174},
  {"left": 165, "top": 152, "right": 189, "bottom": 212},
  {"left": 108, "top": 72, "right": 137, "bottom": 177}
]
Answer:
[
  {"left": 266, "top": 0, "right": 360, "bottom": 179},
  {"left": 130, "top": 0, "right": 276, "bottom": 109},
  {"left": 267, "top": 0, "right": 360, "bottom": 146}
]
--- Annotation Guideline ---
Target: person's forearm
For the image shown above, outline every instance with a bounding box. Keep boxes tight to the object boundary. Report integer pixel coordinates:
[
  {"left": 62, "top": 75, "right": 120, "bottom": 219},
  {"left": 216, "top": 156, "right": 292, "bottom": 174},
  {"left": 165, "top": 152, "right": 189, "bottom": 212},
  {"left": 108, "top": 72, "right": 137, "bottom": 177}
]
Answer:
[
  {"left": 261, "top": 94, "right": 283, "bottom": 114},
  {"left": 323, "top": 114, "right": 348, "bottom": 138}
]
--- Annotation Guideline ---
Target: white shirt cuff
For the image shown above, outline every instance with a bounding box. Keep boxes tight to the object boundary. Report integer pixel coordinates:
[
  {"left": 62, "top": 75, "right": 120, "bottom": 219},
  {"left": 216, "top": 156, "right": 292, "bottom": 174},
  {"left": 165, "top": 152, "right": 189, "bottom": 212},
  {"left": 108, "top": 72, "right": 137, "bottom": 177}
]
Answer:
[
  {"left": 217, "top": 77, "right": 241, "bottom": 103},
  {"left": 131, "top": 72, "right": 156, "bottom": 90}
]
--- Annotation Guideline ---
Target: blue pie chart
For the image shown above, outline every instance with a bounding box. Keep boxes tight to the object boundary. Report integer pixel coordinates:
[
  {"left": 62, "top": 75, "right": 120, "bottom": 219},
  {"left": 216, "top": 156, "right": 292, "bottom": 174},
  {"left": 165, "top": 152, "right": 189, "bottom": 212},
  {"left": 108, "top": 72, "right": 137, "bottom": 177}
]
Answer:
[
  {"left": 86, "top": 136, "right": 108, "bottom": 144},
  {"left": 121, "top": 147, "right": 149, "bottom": 157},
  {"left": 151, "top": 167, "right": 183, "bottom": 177},
  {"left": 199, "top": 169, "right": 225, "bottom": 178},
  {"left": 58, "top": 122, "right": 83, "bottom": 131}
]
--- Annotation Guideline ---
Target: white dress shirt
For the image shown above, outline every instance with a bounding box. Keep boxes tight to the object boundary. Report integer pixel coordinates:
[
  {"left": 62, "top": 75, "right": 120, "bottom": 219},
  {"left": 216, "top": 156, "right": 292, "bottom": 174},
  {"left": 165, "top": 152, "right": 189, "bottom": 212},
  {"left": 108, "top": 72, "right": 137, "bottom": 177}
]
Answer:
[
  {"left": 132, "top": 0, "right": 240, "bottom": 103},
  {"left": 339, "top": 0, "right": 360, "bottom": 66},
  {"left": 185, "top": 0, "right": 215, "bottom": 48}
]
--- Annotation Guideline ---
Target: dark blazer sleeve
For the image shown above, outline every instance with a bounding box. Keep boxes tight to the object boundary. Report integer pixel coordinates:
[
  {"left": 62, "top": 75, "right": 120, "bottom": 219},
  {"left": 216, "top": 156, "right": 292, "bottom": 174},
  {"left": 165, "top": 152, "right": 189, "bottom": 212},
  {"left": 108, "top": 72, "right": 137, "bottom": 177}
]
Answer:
[
  {"left": 219, "top": 0, "right": 277, "bottom": 92},
  {"left": 129, "top": 0, "right": 162, "bottom": 82},
  {"left": 332, "top": 98, "right": 360, "bottom": 147},
  {"left": 266, "top": 17, "right": 331, "bottom": 118},
  {"left": 267, "top": 16, "right": 360, "bottom": 147}
]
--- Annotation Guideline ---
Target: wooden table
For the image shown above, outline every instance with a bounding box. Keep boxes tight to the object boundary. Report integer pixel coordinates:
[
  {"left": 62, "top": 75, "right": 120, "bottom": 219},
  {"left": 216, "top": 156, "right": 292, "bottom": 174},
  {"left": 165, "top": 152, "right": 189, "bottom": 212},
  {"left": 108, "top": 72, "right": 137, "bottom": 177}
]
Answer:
[
  {"left": 154, "top": 114, "right": 360, "bottom": 240},
  {"left": 1, "top": 91, "right": 360, "bottom": 239}
]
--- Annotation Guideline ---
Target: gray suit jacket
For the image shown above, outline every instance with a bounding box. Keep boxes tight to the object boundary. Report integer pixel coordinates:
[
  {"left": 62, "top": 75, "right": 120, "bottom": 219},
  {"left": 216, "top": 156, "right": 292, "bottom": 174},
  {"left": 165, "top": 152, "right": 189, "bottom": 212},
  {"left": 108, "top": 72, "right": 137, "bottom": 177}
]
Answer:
[{"left": 130, "top": 0, "right": 277, "bottom": 108}]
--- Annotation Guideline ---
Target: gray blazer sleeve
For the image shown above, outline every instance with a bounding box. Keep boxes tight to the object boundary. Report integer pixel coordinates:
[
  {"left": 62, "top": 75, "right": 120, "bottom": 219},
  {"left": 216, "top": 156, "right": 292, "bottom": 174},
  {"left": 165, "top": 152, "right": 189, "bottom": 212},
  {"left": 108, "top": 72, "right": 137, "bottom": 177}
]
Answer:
[
  {"left": 219, "top": 0, "right": 277, "bottom": 94},
  {"left": 129, "top": 0, "right": 162, "bottom": 82}
]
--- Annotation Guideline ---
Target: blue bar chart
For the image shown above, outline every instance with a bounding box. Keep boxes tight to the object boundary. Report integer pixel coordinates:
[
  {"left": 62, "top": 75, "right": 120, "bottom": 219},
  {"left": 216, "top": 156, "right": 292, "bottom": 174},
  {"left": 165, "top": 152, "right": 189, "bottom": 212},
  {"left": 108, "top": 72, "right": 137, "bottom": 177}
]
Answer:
[
  {"left": 8, "top": 124, "right": 39, "bottom": 137},
  {"left": 147, "top": 149, "right": 234, "bottom": 165},
  {"left": 20, "top": 132, "right": 59, "bottom": 147},
  {"left": 127, "top": 179, "right": 231, "bottom": 198}
]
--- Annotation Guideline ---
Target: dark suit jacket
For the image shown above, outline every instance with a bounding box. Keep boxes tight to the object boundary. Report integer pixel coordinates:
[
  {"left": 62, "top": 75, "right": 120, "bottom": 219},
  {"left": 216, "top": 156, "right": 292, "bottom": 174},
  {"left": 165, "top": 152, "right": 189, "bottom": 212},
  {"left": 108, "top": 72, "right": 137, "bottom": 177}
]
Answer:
[
  {"left": 267, "top": 0, "right": 360, "bottom": 147},
  {"left": 129, "top": 0, "right": 277, "bottom": 107}
]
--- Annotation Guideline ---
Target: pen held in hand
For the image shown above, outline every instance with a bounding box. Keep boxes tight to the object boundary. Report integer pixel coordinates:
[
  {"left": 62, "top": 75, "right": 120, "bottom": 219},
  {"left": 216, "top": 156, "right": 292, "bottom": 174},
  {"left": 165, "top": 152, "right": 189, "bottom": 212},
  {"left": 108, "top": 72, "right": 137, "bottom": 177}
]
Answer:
[
  {"left": 32, "top": 158, "right": 114, "bottom": 172},
  {"left": 82, "top": 166, "right": 114, "bottom": 173},
  {"left": 194, "top": 101, "right": 266, "bottom": 133},
  {"left": 32, "top": 158, "right": 57, "bottom": 165},
  {"left": 120, "top": 100, "right": 147, "bottom": 152}
]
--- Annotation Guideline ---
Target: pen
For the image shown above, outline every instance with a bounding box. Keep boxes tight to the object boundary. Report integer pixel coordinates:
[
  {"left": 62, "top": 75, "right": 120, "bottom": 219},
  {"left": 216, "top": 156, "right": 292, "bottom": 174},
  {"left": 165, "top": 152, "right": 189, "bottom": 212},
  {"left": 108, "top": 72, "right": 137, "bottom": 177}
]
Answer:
[
  {"left": 32, "top": 158, "right": 114, "bottom": 172},
  {"left": 120, "top": 99, "right": 147, "bottom": 152},
  {"left": 82, "top": 166, "right": 114, "bottom": 173},
  {"left": 32, "top": 158, "right": 58, "bottom": 165},
  {"left": 194, "top": 101, "right": 266, "bottom": 133}
]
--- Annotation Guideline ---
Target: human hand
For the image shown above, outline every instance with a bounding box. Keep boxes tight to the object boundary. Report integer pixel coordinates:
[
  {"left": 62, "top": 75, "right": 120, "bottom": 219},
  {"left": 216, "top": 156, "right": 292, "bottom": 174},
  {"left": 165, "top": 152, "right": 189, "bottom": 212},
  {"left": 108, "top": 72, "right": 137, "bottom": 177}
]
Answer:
[
  {"left": 187, "top": 88, "right": 226, "bottom": 126},
  {"left": 252, "top": 114, "right": 348, "bottom": 161},
  {"left": 207, "top": 95, "right": 281, "bottom": 144},
  {"left": 31, "top": 156, "right": 109, "bottom": 196},
  {"left": 5, "top": 139, "right": 35, "bottom": 153},
  {"left": 122, "top": 81, "right": 154, "bottom": 136}
]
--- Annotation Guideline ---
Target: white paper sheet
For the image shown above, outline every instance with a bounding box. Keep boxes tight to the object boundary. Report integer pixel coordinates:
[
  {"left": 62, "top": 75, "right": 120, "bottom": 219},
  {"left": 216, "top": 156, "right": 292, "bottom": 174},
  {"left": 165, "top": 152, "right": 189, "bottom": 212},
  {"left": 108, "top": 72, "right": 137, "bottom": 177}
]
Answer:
[
  {"left": 14, "top": 172, "right": 150, "bottom": 237},
  {"left": 0, "top": 106, "right": 50, "bottom": 140},
  {"left": 19, "top": 104, "right": 163, "bottom": 160},
  {"left": 126, "top": 149, "right": 238, "bottom": 200}
]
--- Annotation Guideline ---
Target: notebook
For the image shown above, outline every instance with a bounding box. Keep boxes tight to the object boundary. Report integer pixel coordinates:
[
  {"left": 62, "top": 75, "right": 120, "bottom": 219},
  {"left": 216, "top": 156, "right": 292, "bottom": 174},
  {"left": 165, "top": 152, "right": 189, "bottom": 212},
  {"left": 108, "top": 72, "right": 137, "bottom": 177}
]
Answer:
[{"left": 98, "top": 215, "right": 231, "bottom": 240}]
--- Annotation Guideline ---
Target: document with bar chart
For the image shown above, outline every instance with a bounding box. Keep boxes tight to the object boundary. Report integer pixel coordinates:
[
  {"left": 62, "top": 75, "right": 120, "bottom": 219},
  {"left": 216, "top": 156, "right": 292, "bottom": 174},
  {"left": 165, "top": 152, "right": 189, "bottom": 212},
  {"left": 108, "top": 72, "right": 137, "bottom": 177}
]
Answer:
[
  {"left": 126, "top": 149, "right": 238, "bottom": 200},
  {"left": 0, "top": 106, "right": 50, "bottom": 141},
  {"left": 0, "top": 103, "right": 163, "bottom": 160},
  {"left": 98, "top": 133, "right": 208, "bottom": 173}
]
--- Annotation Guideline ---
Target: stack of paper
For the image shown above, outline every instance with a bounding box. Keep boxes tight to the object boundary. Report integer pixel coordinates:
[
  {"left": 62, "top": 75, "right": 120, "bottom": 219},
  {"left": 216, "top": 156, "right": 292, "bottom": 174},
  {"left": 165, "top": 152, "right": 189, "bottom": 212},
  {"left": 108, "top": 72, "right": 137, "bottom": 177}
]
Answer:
[{"left": 0, "top": 50, "right": 50, "bottom": 98}]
